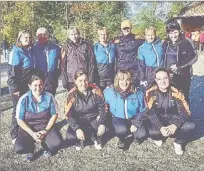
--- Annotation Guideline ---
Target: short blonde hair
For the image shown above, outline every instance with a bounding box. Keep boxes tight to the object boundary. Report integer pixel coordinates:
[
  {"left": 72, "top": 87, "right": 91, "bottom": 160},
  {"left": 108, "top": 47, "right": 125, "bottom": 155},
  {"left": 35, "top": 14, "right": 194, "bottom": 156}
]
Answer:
[
  {"left": 114, "top": 70, "right": 135, "bottom": 92},
  {"left": 97, "top": 27, "right": 108, "bottom": 36},
  {"left": 145, "top": 27, "right": 156, "bottom": 35}
]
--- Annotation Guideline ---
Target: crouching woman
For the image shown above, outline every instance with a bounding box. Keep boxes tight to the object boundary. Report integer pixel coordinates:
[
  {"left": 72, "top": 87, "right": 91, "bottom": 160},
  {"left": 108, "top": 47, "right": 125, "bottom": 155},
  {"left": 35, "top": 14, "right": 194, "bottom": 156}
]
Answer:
[
  {"left": 64, "top": 70, "right": 106, "bottom": 150},
  {"left": 146, "top": 67, "right": 195, "bottom": 155},
  {"left": 104, "top": 70, "right": 148, "bottom": 149},
  {"left": 15, "top": 73, "right": 63, "bottom": 162}
]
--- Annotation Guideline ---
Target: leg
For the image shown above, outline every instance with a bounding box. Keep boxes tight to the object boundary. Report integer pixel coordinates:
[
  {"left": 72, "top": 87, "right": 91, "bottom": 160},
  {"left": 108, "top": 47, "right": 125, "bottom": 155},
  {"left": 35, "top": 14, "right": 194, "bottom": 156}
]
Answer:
[
  {"left": 174, "top": 119, "right": 195, "bottom": 145},
  {"left": 44, "top": 126, "right": 63, "bottom": 153},
  {"left": 133, "top": 125, "right": 147, "bottom": 142},
  {"left": 148, "top": 120, "right": 165, "bottom": 141},
  {"left": 15, "top": 128, "right": 35, "bottom": 154},
  {"left": 10, "top": 94, "right": 19, "bottom": 140},
  {"left": 66, "top": 126, "right": 78, "bottom": 143}
]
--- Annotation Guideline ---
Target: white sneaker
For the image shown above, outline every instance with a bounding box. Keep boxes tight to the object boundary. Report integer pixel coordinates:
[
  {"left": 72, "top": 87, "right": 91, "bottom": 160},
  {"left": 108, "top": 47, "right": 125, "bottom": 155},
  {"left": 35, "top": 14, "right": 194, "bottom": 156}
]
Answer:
[
  {"left": 94, "top": 141, "right": 102, "bottom": 150},
  {"left": 153, "top": 140, "right": 163, "bottom": 147},
  {"left": 12, "top": 138, "right": 17, "bottom": 145},
  {"left": 75, "top": 146, "right": 82, "bottom": 151},
  {"left": 173, "top": 142, "right": 184, "bottom": 155}
]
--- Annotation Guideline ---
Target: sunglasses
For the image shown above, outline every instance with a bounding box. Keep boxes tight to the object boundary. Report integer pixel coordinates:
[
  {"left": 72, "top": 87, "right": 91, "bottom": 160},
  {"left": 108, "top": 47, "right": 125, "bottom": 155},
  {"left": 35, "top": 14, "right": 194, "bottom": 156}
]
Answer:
[{"left": 123, "top": 27, "right": 131, "bottom": 30}]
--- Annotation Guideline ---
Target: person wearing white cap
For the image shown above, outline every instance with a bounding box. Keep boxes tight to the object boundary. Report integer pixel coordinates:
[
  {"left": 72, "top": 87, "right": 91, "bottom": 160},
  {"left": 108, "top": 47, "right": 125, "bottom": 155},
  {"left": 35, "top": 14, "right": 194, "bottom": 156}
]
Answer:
[
  {"left": 7, "top": 30, "right": 35, "bottom": 144},
  {"left": 113, "top": 20, "right": 144, "bottom": 88},
  {"left": 33, "top": 27, "right": 61, "bottom": 96}
]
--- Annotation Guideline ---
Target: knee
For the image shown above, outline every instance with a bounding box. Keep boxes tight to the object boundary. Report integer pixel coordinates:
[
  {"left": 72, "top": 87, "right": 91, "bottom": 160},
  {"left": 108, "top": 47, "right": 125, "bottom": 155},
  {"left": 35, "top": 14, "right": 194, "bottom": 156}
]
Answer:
[
  {"left": 134, "top": 127, "right": 147, "bottom": 141},
  {"left": 15, "top": 142, "right": 24, "bottom": 154},
  {"left": 181, "top": 121, "right": 195, "bottom": 132},
  {"left": 66, "top": 128, "right": 77, "bottom": 142},
  {"left": 149, "top": 127, "right": 162, "bottom": 139},
  {"left": 114, "top": 124, "right": 128, "bottom": 137}
]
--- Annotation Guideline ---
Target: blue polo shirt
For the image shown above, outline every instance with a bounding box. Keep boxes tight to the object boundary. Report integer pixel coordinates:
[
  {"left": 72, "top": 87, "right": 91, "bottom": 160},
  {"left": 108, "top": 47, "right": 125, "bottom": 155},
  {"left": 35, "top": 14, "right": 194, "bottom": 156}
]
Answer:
[{"left": 16, "top": 90, "right": 58, "bottom": 120}]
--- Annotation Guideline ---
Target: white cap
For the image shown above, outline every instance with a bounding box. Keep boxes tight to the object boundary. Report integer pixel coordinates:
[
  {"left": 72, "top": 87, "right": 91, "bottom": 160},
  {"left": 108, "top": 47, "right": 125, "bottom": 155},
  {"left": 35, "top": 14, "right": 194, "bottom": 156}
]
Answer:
[{"left": 36, "top": 27, "right": 49, "bottom": 37}]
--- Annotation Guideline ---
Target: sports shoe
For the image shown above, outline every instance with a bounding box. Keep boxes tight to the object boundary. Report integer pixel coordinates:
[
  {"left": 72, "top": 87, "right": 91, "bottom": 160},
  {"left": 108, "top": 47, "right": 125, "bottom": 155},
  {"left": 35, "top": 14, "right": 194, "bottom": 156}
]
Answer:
[
  {"left": 94, "top": 140, "right": 102, "bottom": 150},
  {"left": 75, "top": 141, "right": 84, "bottom": 151},
  {"left": 12, "top": 138, "right": 17, "bottom": 145},
  {"left": 26, "top": 153, "right": 34, "bottom": 162},
  {"left": 43, "top": 150, "right": 52, "bottom": 158},
  {"left": 173, "top": 142, "right": 184, "bottom": 155},
  {"left": 153, "top": 140, "right": 163, "bottom": 147},
  {"left": 117, "top": 139, "right": 126, "bottom": 149}
]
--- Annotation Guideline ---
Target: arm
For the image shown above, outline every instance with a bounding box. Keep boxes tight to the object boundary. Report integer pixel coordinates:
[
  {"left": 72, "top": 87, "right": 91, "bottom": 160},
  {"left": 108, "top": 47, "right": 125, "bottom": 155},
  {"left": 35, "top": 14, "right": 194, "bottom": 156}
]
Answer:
[
  {"left": 170, "top": 91, "right": 191, "bottom": 128},
  {"left": 87, "top": 44, "right": 96, "bottom": 83},
  {"left": 137, "top": 46, "right": 146, "bottom": 81}
]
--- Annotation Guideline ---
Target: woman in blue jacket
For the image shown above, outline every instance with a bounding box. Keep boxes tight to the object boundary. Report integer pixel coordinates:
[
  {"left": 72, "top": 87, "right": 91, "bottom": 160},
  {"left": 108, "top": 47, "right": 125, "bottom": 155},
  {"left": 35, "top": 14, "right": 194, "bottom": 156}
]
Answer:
[
  {"left": 104, "top": 70, "right": 148, "bottom": 149},
  {"left": 7, "top": 30, "right": 35, "bottom": 144},
  {"left": 138, "top": 27, "right": 163, "bottom": 88}
]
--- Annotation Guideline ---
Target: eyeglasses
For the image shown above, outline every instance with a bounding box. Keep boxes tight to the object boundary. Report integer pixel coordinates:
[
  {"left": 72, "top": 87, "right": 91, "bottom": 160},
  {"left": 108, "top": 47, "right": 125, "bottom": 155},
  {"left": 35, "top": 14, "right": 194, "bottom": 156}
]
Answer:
[{"left": 123, "top": 27, "right": 131, "bottom": 31}]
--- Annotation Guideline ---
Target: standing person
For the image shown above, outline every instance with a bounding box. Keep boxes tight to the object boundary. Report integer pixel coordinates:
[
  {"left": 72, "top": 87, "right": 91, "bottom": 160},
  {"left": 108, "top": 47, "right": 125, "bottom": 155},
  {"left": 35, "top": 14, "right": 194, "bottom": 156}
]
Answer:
[
  {"left": 93, "top": 27, "right": 117, "bottom": 91},
  {"left": 146, "top": 68, "right": 195, "bottom": 155},
  {"left": 15, "top": 73, "right": 63, "bottom": 162},
  {"left": 104, "top": 70, "right": 148, "bottom": 150},
  {"left": 1, "top": 38, "right": 9, "bottom": 60},
  {"left": 114, "top": 20, "right": 144, "bottom": 88},
  {"left": 61, "top": 26, "right": 96, "bottom": 91},
  {"left": 33, "top": 27, "right": 61, "bottom": 96},
  {"left": 163, "top": 21, "right": 198, "bottom": 104},
  {"left": 64, "top": 70, "right": 106, "bottom": 150},
  {"left": 7, "top": 30, "right": 35, "bottom": 144},
  {"left": 192, "top": 30, "right": 200, "bottom": 50},
  {"left": 138, "top": 27, "right": 163, "bottom": 88},
  {"left": 200, "top": 28, "right": 204, "bottom": 51}
]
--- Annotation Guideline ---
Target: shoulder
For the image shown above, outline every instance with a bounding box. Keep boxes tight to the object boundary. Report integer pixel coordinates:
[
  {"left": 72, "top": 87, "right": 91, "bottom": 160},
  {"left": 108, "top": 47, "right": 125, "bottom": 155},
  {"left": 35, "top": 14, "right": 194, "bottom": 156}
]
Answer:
[
  {"left": 103, "top": 87, "right": 115, "bottom": 95},
  {"left": 18, "top": 92, "right": 29, "bottom": 105},
  {"left": 66, "top": 87, "right": 77, "bottom": 102}
]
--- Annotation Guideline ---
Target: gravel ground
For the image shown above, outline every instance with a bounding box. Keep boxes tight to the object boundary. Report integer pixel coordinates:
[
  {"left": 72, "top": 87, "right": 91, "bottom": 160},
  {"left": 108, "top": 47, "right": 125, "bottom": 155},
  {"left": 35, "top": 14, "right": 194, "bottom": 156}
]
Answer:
[{"left": 1, "top": 51, "right": 204, "bottom": 171}]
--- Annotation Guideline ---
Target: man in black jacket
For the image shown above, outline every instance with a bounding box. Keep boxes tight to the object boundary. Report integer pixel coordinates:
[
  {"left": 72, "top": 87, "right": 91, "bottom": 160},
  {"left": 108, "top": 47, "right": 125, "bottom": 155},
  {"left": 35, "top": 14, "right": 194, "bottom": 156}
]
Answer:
[
  {"left": 61, "top": 26, "right": 96, "bottom": 91},
  {"left": 114, "top": 20, "right": 144, "bottom": 87}
]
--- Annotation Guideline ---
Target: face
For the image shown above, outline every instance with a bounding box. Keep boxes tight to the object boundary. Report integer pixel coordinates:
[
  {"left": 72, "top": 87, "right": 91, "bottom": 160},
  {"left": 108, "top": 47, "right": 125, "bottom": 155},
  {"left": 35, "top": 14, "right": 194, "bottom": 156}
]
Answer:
[
  {"left": 122, "top": 27, "right": 131, "bottom": 36},
  {"left": 75, "top": 74, "right": 89, "bottom": 92},
  {"left": 29, "top": 79, "right": 44, "bottom": 97},
  {"left": 118, "top": 74, "right": 131, "bottom": 91},
  {"left": 98, "top": 31, "right": 108, "bottom": 43},
  {"left": 69, "top": 30, "right": 79, "bottom": 43},
  {"left": 155, "top": 71, "right": 170, "bottom": 91},
  {"left": 168, "top": 30, "right": 180, "bottom": 43},
  {"left": 20, "top": 33, "right": 32, "bottom": 46},
  {"left": 37, "top": 33, "right": 49, "bottom": 44},
  {"left": 145, "top": 31, "right": 155, "bottom": 43}
]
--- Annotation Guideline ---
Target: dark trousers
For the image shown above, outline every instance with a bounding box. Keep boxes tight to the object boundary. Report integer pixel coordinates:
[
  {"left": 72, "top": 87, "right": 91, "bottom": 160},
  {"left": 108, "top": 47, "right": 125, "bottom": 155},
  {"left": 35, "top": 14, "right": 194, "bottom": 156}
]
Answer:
[
  {"left": 148, "top": 116, "right": 195, "bottom": 145},
  {"left": 112, "top": 117, "right": 147, "bottom": 142},
  {"left": 15, "top": 126, "right": 63, "bottom": 154},
  {"left": 99, "top": 80, "right": 113, "bottom": 91},
  {"left": 66, "top": 119, "right": 101, "bottom": 143},
  {"left": 172, "top": 74, "right": 191, "bottom": 104},
  {"left": 10, "top": 94, "right": 20, "bottom": 140},
  {"left": 146, "top": 67, "right": 157, "bottom": 89}
]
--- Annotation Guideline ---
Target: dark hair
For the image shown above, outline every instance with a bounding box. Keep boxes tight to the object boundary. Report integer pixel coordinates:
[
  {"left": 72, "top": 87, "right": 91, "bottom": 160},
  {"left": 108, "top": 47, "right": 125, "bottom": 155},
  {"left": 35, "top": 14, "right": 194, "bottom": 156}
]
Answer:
[
  {"left": 74, "top": 69, "right": 88, "bottom": 80},
  {"left": 28, "top": 71, "right": 45, "bottom": 85},
  {"left": 154, "top": 67, "right": 170, "bottom": 78},
  {"left": 166, "top": 21, "right": 181, "bottom": 33}
]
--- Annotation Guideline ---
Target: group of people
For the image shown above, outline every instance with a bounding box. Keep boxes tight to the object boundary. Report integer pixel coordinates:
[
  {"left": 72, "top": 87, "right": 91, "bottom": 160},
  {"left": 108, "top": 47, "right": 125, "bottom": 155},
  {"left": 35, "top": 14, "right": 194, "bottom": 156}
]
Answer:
[{"left": 7, "top": 19, "right": 198, "bottom": 162}]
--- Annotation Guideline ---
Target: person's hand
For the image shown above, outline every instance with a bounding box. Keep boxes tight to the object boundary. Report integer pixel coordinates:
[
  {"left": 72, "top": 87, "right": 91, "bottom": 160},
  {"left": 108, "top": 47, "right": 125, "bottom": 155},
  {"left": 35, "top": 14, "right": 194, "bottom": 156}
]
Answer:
[
  {"left": 140, "top": 80, "right": 148, "bottom": 87},
  {"left": 96, "top": 115, "right": 100, "bottom": 122},
  {"left": 166, "top": 124, "right": 177, "bottom": 135},
  {"left": 13, "top": 91, "right": 20, "bottom": 97},
  {"left": 130, "top": 125, "right": 137, "bottom": 133},
  {"left": 76, "top": 129, "right": 85, "bottom": 141},
  {"left": 97, "top": 124, "right": 105, "bottom": 136},
  {"left": 170, "top": 64, "right": 178, "bottom": 73},
  {"left": 38, "top": 130, "right": 48, "bottom": 140},
  {"left": 32, "top": 132, "right": 42, "bottom": 142},
  {"left": 160, "top": 126, "right": 170, "bottom": 137}
]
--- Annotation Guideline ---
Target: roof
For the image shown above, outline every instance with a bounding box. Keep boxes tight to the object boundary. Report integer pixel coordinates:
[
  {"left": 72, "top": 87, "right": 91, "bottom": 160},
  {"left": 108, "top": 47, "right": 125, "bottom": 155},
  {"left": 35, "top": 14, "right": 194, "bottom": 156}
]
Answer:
[{"left": 177, "top": 2, "right": 204, "bottom": 18}]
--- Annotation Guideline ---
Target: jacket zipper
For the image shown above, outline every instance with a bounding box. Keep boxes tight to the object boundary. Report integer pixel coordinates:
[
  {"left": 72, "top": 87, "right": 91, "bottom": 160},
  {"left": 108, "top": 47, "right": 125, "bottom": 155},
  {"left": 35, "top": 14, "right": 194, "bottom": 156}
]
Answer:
[
  {"left": 152, "top": 43, "right": 160, "bottom": 67},
  {"left": 45, "top": 42, "right": 49, "bottom": 72},
  {"left": 176, "top": 45, "right": 179, "bottom": 64},
  {"left": 105, "top": 47, "right": 111, "bottom": 64},
  {"left": 164, "top": 44, "right": 169, "bottom": 67},
  {"left": 124, "top": 99, "right": 128, "bottom": 119}
]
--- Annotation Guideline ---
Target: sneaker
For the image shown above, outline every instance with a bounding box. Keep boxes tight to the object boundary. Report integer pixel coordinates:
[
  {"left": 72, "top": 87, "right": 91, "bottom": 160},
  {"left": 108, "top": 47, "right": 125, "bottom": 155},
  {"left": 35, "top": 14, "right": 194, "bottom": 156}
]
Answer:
[
  {"left": 173, "top": 142, "right": 184, "bottom": 155},
  {"left": 153, "top": 140, "right": 163, "bottom": 147},
  {"left": 43, "top": 150, "right": 52, "bottom": 158},
  {"left": 26, "top": 153, "right": 34, "bottom": 162},
  {"left": 75, "top": 141, "right": 84, "bottom": 151},
  {"left": 117, "top": 139, "right": 126, "bottom": 149},
  {"left": 94, "top": 141, "right": 102, "bottom": 150},
  {"left": 12, "top": 138, "right": 17, "bottom": 145}
]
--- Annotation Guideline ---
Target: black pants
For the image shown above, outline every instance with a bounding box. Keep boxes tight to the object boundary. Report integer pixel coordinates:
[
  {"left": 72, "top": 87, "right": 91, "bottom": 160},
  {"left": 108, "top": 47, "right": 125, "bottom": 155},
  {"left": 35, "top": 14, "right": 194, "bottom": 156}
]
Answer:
[
  {"left": 172, "top": 74, "right": 191, "bottom": 104},
  {"left": 112, "top": 117, "right": 147, "bottom": 142},
  {"left": 15, "top": 126, "right": 63, "bottom": 154},
  {"left": 145, "top": 67, "right": 157, "bottom": 89},
  {"left": 66, "top": 119, "right": 101, "bottom": 144},
  {"left": 148, "top": 116, "right": 195, "bottom": 145}
]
